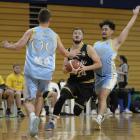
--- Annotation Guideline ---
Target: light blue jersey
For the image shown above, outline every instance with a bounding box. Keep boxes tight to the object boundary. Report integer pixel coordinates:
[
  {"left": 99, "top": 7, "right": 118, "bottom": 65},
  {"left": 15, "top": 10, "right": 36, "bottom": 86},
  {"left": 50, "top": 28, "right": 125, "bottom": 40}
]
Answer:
[
  {"left": 24, "top": 26, "right": 57, "bottom": 80},
  {"left": 94, "top": 39, "right": 117, "bottom": 77},
  {"left": 94, "top": 39, "right": 117, "bottom": 92}
]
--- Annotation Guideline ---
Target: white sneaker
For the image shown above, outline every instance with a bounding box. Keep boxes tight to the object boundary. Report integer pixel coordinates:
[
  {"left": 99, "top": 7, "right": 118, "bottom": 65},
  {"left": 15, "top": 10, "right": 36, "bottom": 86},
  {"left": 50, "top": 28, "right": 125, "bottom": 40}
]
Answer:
[
  {"left": 115, "top": 108, "right": 120, "bottom": 115},
  {"left": 91, "top": 109, "right": 97, "bottom": 115},
  {"left": 124, "top": 108, "right": 132, "bottom": 114},
  {"left": 93, "top": 115, "right": 104, "bottom": 130},
  {"left": 29, "top": 115, "right": 40, "bottom": 137}
]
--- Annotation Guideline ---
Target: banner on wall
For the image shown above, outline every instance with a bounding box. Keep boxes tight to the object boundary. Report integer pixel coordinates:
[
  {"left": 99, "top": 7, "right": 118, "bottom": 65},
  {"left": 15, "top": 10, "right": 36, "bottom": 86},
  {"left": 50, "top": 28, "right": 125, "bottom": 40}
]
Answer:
[{"left": 0, "top": 0, "right": 140, "bottom": 9}]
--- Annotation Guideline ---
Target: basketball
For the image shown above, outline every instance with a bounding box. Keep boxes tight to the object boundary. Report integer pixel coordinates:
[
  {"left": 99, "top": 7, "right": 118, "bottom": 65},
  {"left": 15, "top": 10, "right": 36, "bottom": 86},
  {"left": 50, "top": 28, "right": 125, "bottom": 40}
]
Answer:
[{"left": 65, "top": 59, "right": 81, "bottom": 72}]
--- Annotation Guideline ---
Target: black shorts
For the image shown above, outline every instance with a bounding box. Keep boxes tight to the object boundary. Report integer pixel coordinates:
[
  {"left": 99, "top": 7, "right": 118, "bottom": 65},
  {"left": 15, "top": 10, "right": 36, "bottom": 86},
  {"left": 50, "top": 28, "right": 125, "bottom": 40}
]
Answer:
[
  {"left": 118, "top": 82, "right": 127, "bottom": 88},
  {"left": 63, "top": 82, "right": 95, "bottom": 103}
]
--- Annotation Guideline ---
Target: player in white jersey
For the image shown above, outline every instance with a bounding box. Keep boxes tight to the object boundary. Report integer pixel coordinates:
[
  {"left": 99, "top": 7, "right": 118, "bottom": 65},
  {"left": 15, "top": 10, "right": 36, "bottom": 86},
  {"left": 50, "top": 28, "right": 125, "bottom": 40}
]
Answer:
[
  {"left": 2, "top": 8, "right": 77, "bottom": 136},
  {"left": 93, "top": 6, "right": 140, "bottom": 129}
]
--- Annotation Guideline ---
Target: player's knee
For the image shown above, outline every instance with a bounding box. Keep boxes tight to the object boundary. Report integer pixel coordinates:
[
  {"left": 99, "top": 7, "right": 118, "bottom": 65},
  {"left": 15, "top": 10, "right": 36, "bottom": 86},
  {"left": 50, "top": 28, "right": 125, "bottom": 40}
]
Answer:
[{"left": 73, "top": 104, "right": 84, "bottom": 116}]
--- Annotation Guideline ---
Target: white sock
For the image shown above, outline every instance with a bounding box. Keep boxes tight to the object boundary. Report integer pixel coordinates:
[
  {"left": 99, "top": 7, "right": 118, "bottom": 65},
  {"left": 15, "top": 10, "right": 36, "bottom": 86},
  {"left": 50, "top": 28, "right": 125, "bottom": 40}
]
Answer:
[
  {"left": 50, "top": 107, "right": 54, "bottom": 113},
  {"left": 97, "top": 114, "right": 102, "bottom": 120},
  {"left": 30, "top": 112, "right": 35, "bottom": 117}
]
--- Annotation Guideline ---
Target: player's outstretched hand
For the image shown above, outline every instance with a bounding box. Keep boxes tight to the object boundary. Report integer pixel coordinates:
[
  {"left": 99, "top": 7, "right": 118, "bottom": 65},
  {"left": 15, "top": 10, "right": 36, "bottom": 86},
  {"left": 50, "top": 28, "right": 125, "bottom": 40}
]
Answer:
[
  {"left": 1, "top": 40, "right": 10, "bottom": 49},
  {"left": 133, "top": 6, "right": 140, "bottom": 15}
]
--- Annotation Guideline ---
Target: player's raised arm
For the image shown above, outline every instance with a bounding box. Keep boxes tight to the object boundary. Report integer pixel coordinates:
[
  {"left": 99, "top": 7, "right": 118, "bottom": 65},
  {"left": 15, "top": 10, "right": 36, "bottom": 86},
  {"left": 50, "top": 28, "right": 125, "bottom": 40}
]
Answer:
[
  {"left": 113, "top": 6, "right": 140, "bottom": 50},
  {"left": 2, "top": 29, "right": 32, "bottom": 50}
]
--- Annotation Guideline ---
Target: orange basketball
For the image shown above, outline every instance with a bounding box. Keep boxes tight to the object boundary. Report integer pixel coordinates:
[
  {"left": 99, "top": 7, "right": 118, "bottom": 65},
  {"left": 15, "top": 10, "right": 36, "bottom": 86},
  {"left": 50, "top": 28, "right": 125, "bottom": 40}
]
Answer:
[{"left": 65, "top": 59, "right": 81, "bottom": 72}]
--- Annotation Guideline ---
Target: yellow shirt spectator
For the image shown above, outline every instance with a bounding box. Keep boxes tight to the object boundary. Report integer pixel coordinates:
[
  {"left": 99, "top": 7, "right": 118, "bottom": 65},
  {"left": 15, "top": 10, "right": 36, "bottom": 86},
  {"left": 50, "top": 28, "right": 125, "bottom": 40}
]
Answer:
[
  {"left": 0, "top": 75, "right": 4, "bottom": 85},
  {"left": 6, "top": 73, "right": 24, "bottom": 91}
]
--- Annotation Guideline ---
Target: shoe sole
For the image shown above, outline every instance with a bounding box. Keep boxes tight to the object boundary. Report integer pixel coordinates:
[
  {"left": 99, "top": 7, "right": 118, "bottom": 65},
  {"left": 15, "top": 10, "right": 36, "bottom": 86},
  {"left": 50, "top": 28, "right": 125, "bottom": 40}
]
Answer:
[
  {"left": 46, "top": 128, "right": 54, "bottom": 131},
  {"left": 93, "top": 118, "right": 102, "bottom": 130},
  {"left": 94, "top": 122, "right": 101, "bottom": 130},
  {"left": 30, "top": 117, "right": 40, "bottom": 137}
]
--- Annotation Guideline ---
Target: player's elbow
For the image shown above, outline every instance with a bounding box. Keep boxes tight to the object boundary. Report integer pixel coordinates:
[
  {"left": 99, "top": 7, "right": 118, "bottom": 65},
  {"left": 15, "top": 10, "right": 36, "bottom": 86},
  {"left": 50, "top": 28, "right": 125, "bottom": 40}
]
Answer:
[
  {"left": 13, "top": 43, "right": 23, "bottom": 50},
  {"left": 96, "top": 60, "right": 102, "bottom": 69},
  {"left": 99, "top": 61, "right": 102, "bottom": 68},
  {"left": 15, "top": 40, "right": 26, "bottom": 50}
]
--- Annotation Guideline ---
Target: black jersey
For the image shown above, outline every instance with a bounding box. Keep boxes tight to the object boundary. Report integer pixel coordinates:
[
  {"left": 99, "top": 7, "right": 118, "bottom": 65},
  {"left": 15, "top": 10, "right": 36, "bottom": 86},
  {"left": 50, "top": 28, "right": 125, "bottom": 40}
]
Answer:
[{"left": 67, "top": 44, "right": 94, "bottom": 83}]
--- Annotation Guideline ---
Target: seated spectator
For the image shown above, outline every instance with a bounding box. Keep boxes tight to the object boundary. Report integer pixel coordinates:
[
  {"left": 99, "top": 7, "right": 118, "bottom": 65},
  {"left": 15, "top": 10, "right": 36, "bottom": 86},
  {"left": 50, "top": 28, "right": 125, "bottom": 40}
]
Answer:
[
  {"left": 0, "top": 75, "right": 7, "bottom": 118},
  {"left": 5, "top": 64, "right": 25, "bottom": 117}
]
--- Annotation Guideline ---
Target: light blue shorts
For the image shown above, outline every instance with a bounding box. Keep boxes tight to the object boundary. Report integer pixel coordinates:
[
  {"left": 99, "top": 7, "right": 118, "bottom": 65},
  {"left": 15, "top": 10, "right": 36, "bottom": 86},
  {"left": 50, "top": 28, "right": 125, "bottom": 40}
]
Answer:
[
  {"left": 24, "top": 75, "right": 49, "bottom": 100},
  {"left": 95, "top": 74, "right": 117, "bottom": 93}
]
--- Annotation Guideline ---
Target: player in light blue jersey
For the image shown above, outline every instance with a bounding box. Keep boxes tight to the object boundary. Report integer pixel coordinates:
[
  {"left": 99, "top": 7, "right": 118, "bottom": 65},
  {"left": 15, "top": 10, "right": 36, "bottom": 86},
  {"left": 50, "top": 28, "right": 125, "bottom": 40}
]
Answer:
[
  {"left": 93, "top": 6, "right": 140, "bottom": 129},
  {"left": 2, "top": 8, "right": 77, "bottom": 136}
]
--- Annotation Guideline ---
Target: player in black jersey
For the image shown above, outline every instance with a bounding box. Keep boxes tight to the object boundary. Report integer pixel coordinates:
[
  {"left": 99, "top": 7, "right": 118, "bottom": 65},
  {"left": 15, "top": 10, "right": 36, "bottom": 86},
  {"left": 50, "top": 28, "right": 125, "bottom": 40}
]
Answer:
[{"left": 46, "top": 27, "right": 102, "bottom": 130}]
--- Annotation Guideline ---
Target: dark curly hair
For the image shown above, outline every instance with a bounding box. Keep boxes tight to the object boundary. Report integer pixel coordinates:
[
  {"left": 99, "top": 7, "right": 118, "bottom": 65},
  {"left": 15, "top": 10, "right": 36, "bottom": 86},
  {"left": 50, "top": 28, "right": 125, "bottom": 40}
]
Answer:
[{"left": 99, "top": 20, "right": 115, "bottom": 30}]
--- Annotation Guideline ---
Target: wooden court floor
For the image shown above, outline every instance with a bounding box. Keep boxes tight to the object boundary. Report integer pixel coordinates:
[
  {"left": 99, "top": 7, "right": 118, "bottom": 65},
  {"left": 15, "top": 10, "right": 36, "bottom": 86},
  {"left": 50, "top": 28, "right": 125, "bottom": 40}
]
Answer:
[{"left": 0, "top": 114, "right": 140, "bottom": 140}]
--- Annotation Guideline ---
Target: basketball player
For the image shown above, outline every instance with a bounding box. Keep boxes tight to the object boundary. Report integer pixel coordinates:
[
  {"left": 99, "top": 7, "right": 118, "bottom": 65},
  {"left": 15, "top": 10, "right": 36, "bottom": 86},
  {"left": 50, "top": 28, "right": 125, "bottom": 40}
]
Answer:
[
  {"left": 2, "top": 8, "right": 77, "bottom": 136},
  {"left": 46, "top": 28, "right": 102, "bottom": 130},
  {"left": 93, "top": 6, "right": 140, "bottom": 129}
]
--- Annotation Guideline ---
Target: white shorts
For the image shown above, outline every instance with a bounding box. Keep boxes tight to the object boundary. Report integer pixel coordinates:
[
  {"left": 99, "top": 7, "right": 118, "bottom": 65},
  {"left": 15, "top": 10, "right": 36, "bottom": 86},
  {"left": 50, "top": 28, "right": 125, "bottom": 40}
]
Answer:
[{"left": 95, "top": 74, "right": 117, "bottom": 93}]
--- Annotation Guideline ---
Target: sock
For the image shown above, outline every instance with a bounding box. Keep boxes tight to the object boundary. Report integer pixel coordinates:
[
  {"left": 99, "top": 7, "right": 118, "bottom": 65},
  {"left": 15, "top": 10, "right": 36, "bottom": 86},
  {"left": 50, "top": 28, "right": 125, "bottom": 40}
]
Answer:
[
  {"left": 30, "top": 112, "right": 35, "bottom": 117},
  {"left": 50, "top": 107, "right": 54, "bottom": 113},
  {"left": 97, "top": 114, "right": 103, "bottom": 120}
]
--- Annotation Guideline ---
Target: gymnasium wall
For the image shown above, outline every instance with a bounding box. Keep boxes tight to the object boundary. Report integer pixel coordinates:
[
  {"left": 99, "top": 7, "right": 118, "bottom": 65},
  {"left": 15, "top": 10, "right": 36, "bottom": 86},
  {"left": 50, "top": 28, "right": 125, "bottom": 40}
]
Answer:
[
  {"left": 0, "top": 2, "right": 29, "bottom": 77},
  {"left": 48, "top": 5, "right": 140, "bottom": 90}
]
